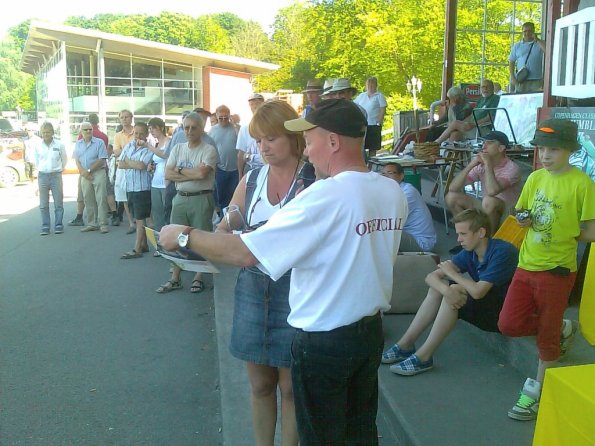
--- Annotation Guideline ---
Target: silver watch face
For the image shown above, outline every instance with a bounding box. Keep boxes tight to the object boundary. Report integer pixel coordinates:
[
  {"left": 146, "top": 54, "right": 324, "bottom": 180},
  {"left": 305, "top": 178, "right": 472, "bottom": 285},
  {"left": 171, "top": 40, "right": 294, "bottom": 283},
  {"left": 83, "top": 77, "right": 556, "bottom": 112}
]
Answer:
[{"left": 177, "top": 233, "right": 188, "bottom": 248}]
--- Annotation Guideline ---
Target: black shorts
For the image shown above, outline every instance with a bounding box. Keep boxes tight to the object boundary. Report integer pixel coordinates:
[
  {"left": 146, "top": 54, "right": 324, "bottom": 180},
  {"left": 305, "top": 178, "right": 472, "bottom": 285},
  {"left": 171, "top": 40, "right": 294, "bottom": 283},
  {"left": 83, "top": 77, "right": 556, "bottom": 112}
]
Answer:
[
  {"left": 458, "top": 291, "right": 504, "bottom": 333},
  {"left": 363, "top": 125, "right": 382, "bottom": 151},
  {"left": 127, "top": 190, "right": 151, "bottom": 220}
]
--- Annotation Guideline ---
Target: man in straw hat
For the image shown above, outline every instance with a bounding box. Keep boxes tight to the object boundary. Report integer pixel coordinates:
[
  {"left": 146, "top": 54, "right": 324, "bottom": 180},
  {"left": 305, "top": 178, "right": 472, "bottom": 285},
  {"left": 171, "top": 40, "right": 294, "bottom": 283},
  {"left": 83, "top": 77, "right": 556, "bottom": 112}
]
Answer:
[
  {"left": 157, "top": 99, "right": 408, "bottom": 444},
  {"left": 301, "top": 80, "right": 323, "bottom": 117},
  {"left": 498, "top": 118, "right": 595, "bottom": 421}
]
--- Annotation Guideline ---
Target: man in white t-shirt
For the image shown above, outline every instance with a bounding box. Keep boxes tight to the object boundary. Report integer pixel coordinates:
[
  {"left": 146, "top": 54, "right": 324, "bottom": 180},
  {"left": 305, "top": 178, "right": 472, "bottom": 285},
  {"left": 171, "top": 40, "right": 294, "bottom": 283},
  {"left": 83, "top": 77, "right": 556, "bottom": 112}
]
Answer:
[
  {"left": 236, "top": 93, "right": 265, "bottom": 178},
  {"left": 355, "top": 76, "right": 387, "bottom": 158},
  {"left": 158, "top": 99, "right": 408, "bottom": 445}
]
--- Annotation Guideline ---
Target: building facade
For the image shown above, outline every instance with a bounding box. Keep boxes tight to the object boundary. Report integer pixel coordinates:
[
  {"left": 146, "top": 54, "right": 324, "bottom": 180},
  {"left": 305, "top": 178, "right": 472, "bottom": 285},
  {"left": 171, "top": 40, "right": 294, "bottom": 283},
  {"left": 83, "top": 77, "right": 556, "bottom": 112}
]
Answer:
[{"left": 21, "top": 21, "right": 278, "bottom": 150}]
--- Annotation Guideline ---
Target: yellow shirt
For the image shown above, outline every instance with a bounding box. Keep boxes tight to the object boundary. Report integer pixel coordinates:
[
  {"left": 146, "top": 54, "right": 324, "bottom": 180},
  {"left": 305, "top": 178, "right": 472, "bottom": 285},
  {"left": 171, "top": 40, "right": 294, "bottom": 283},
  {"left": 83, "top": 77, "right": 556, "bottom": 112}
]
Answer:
[
  {"left": 114, "top": 129, "right": 134, "bottom": 155},
  {"left": 517, "top": 167, "right": 595, "bottom": 271}
]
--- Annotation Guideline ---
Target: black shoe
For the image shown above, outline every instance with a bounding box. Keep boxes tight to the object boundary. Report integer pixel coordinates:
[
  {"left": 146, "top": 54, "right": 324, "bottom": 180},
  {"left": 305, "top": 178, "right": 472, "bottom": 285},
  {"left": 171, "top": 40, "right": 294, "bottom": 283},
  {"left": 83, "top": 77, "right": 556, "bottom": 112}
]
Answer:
[
  {"left": 449, "top": 245, "right": 463, "bottom": 255},
  {"left": 68, "top": 217, "right": 84, "bottom": 226}
]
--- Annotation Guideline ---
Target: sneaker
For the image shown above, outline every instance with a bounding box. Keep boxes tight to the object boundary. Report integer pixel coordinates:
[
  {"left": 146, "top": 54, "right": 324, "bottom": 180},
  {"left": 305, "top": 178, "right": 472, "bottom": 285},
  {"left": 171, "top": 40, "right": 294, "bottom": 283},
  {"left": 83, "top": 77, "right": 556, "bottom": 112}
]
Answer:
[
  {"left": 99, "top": 226, "right": 109, "bottom": 234},
  {"left": 381, "top": 343, "right": 416, "bottom": 364},
  {"left": 55, "top": 226, "right": 64, "bottom": 234},
  {"left": 68, "top": 217, "right": 84, "bottom": 226},
  {"left": 508, "top": 378, "right": 540, "bottom": 421},
  {"left": 560, "top": 319, "right": 579, "bottom": 357},
  {"left": 508, "top": 393, "right": 539, "bottom": 421},
  {"left": 40, "top": 229, "right": 50, "bottom": 236},
  {"left": 80, "top": 225, "right": 98, "bottom": 232},
  {"left": 390, "top": 354, "right": 433, "bottom": 376}
]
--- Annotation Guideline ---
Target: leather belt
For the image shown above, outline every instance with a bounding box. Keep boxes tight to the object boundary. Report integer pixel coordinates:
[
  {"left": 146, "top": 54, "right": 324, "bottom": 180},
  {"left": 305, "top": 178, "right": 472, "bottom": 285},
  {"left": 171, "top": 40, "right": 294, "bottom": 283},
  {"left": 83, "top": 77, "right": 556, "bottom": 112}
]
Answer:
[{"left": 177, "top": 190, "right": 212, "bottom": 197}]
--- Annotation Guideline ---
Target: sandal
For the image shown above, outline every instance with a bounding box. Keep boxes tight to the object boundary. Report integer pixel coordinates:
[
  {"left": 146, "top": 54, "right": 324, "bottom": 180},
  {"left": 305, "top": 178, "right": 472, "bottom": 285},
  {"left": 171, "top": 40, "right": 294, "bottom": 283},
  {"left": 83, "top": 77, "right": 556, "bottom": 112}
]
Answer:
[
  {"left": 156, "top": 280, "right": 182, "bottom": 293},
  {"left": 121, "top": 250, "right": 142, "bottom": 259},
  {"left": 190, "top": 279, "right": 205, "bottom": 293}
]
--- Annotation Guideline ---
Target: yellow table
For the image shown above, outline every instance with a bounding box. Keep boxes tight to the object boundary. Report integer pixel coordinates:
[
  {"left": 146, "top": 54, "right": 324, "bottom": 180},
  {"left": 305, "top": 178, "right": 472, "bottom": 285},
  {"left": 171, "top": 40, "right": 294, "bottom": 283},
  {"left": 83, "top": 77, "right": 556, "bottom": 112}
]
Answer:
[{"left": 533, "top": 364, "right": 595, "bottom": 446}]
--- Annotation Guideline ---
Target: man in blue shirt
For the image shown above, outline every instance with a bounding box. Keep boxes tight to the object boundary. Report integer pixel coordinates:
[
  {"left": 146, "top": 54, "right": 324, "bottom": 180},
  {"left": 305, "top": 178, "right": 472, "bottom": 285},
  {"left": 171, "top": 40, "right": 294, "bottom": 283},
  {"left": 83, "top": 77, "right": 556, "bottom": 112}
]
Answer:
[
  {"left": 382, "top": 162, "right": 437, "bottom": 252},
  {"left": 73, "top": 122, "right": 109, "bottom": 233},
  {"left": 382, "top": 209, "right": 518, "bottom": 375},
  {"left": 509, "top": 22, "right": 546, "bottom": 93}
]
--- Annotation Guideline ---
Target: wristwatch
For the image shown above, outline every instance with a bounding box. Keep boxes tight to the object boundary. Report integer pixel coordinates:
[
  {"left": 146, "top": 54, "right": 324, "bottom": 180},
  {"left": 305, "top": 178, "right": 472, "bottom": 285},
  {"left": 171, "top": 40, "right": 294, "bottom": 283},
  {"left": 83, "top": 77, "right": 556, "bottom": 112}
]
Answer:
[
  {"left": 177, "top": 166, "right": 183, "bottom": 174},
  {"left": 177, "top": 226, "right": 193, "bottom": 248},
  {"left": 87, "top": 168, "right": 91, "bottom": 173}
]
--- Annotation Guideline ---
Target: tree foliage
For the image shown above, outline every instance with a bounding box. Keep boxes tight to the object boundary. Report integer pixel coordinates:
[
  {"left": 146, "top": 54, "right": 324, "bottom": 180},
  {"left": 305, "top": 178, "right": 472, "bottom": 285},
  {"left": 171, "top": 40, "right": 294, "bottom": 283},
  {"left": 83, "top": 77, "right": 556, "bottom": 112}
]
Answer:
[{"left": 0, "top": 0, "right": 542, "bottom": 118}]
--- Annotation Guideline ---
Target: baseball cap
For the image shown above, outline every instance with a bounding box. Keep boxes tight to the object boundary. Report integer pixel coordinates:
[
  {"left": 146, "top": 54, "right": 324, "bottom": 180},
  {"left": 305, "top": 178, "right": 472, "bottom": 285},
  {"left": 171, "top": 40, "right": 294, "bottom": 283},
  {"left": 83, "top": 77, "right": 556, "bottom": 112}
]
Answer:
[
  {"left": 248, "top": 93, "right": 265, "bottom": 101},
  {"left": 530, "top": 118, "right": 580, "bottom": 151},
  {"left": 284, "top": 99, "right": 367, "bottom": 138},
  {"left": 481, "top": 131, "right": 510, "bottom": 147}
]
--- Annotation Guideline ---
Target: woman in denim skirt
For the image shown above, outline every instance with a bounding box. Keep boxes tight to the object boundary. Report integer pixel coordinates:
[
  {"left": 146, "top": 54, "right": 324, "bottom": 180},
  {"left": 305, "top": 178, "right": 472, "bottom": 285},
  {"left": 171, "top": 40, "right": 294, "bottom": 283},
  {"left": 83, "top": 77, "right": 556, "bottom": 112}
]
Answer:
[{"left": 216, "top": 100, "right": 305, "bottom": 446}]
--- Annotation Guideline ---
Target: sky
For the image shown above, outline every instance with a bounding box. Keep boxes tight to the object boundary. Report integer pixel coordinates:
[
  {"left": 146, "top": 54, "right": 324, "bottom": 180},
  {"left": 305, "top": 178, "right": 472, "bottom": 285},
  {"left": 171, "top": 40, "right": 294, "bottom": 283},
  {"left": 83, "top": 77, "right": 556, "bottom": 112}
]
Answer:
[{"left": 0, "top": 0, "right": 295, "bottom": 38}]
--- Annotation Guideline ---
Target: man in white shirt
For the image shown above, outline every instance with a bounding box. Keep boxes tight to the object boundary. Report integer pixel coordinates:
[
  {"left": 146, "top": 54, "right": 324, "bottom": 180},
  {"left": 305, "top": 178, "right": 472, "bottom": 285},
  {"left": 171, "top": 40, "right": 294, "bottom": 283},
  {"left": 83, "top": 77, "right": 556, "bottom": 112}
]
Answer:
[
  {"left": 236, "top": 93, "right": 265, "bottom": 178},
  {"left": 34, "top": 122, "right": 67, "bottom": 235},
  {"left": 355, "top": 76, "right": 387, "bottom": 158},
  {"left": 158, "top": 99, "right": 408, "bottom": 445}
]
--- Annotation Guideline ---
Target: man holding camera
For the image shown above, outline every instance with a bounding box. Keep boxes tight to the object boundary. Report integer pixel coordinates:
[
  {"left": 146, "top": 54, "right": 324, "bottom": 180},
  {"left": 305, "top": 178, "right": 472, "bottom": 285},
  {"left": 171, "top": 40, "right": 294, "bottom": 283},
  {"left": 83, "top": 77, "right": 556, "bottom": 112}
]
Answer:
[{"left": 509, "top": 22, "right": 546, "bottom": 93}]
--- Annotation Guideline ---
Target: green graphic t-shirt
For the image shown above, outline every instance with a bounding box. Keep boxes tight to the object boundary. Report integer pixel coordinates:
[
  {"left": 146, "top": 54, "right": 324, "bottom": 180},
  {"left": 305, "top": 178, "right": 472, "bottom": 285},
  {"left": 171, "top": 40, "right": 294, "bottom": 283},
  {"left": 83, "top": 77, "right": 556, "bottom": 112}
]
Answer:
[{"left": 517, "top": 167, "right": 595, "bottom": 271}]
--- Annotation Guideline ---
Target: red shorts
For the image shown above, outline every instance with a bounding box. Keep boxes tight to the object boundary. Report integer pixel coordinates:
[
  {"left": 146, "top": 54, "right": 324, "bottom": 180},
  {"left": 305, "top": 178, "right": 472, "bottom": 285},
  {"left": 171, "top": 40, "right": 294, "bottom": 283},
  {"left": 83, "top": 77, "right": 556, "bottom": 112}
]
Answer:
[{"left": 498, "top": 268, "right": 576, "bottom": 361}]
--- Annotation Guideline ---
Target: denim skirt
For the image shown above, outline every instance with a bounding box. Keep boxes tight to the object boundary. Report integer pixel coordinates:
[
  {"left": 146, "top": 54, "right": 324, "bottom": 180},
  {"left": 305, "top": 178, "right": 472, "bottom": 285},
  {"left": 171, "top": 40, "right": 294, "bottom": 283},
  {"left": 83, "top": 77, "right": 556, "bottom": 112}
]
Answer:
[{"left": 229, "top": 266, "right": 295, "bottom": 368}]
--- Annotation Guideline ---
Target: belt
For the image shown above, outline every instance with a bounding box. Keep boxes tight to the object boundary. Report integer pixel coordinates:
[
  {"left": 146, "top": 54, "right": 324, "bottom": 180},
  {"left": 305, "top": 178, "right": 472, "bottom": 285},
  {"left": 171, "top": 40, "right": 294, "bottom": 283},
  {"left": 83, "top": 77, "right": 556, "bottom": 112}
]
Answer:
[
  {"left": 297, "top": 312, "right": 381, "bottom": 334},
  {"left": 177, "top": 190, "right": 212, "bottom": 197}
]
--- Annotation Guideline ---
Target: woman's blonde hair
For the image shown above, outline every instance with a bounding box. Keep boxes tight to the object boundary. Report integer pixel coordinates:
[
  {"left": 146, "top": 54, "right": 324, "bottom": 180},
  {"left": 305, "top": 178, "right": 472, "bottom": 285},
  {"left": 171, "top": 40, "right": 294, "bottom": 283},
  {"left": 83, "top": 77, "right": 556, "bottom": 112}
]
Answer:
[{"left": 249, "top": 100, "right": 305, "bottom": 159}]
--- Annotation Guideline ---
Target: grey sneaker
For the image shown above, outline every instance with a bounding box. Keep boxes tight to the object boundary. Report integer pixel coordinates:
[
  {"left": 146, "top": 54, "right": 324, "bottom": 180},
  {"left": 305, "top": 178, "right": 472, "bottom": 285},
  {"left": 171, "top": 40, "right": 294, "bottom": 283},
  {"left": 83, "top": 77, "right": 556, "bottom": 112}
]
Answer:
[
  {"left": 560, "top": 319, "right": 579, "bottom": 357},
  {"left": 508, "top": 378, "right": 540, "bottom": 421},
  {"left": 40, "top": 228, "right": 50, "bottom": 236},
  {"left": 80, "top": 225, "right": 98, "bottom": 232},
  {"left": 508, "top": 392, "right": 539, "bottom": 421},
  {"left": 55, "top": 225, "right": 64, "bottom": 234},
  {"left": 381, "top": 343, "right": 416, "bottom": 364}
]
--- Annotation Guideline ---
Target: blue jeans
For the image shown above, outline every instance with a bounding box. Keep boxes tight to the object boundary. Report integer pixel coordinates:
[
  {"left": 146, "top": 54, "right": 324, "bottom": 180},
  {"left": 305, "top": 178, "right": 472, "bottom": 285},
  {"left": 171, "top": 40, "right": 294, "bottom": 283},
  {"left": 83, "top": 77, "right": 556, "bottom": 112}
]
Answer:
[
  {"left": 214, "top": 167, "right": 238, "bottom": 210},
  {"left": 290, "top": 314, "right": 383, "bottom": 445},
  {"left": 38, "top": 171, "right": 64, "bottom": 230}
]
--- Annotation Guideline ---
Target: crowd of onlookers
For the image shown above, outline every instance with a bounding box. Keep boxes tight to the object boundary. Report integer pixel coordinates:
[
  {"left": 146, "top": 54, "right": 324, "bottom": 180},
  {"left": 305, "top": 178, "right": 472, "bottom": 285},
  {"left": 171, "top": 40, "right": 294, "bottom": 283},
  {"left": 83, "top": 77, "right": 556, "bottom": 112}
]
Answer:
[{"left": 25, "top": 64, "right": 594, "bottom": 443}]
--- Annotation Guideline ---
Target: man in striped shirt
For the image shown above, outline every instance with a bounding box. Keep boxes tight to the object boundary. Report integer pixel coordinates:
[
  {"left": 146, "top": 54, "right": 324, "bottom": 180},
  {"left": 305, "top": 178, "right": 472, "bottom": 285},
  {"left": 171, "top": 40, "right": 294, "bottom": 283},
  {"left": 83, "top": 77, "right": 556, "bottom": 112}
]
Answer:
[{"left": 118, "top": 122, "right": 154, "bottom": 259}]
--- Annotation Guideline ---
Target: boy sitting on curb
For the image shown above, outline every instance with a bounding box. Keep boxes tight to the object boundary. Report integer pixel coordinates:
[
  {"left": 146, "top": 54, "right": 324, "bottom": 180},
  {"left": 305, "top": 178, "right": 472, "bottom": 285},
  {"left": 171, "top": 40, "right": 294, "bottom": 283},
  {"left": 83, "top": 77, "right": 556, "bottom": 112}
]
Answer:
[{"left": 382, "top": 209, "right": 518, "bottom": 375}]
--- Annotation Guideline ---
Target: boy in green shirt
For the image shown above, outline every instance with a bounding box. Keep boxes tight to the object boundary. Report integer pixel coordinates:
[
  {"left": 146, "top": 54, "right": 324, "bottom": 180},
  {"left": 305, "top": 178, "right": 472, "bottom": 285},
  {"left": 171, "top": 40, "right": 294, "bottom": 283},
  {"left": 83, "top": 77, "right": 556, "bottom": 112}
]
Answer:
[{"left": 498, "top": 119, "right": 595, "bottom": 421}]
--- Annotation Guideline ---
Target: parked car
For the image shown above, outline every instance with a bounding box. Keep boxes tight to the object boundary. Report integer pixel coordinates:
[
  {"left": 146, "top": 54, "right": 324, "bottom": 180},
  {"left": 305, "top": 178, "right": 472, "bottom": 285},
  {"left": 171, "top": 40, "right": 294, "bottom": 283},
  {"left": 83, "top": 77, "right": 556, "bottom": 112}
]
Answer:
[{"left": 0, "top": 118, "right": 28, "bottom": 187}]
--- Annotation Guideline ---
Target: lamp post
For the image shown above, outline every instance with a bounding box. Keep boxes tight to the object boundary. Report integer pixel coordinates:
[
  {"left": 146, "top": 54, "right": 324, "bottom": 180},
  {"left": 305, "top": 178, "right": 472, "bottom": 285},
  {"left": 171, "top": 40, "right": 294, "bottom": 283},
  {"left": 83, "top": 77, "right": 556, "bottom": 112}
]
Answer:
[{"left": 407, "top": 76, "right": 422, "bottom": 142}]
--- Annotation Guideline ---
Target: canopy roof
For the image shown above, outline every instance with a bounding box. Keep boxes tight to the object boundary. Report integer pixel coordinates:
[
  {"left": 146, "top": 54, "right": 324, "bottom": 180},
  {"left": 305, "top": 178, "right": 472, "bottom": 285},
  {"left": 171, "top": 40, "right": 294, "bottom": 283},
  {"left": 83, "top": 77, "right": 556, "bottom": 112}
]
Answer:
[{"left": 21, "top": 21, "right": 279, "bottom": 75}]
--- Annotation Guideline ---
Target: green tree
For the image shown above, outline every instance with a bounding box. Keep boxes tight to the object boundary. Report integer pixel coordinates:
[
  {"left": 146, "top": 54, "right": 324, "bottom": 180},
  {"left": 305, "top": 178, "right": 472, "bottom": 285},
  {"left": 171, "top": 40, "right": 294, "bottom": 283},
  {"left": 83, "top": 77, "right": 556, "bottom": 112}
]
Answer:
[{"left": 0, "top": 38, "right": 34, "bottom": 111}]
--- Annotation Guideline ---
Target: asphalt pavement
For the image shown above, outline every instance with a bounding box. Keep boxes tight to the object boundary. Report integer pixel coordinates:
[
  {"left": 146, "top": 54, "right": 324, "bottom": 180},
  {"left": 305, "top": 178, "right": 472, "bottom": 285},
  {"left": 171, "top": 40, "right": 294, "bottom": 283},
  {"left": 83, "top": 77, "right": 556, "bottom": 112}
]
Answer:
[{"left": 0, "top": 176, "right": 223, "bottom": 446}]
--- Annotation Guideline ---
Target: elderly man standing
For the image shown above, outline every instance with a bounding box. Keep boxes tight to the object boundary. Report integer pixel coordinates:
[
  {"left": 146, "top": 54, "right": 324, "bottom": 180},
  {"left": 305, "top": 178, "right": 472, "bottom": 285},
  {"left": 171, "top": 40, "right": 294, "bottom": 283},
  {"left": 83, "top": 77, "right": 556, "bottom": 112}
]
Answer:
[
  {"left": 34, "top": 122, "right": 68, "bottom": 235},
  {"left": 355, "top": 76, "right": 387, "bottom": 158},
  {"left": 157, "top": 112, "right": 218, "bottom": 294},
  {"left": 73, "top": 122, "right": 110, "bottom": 233},
  {"left": 209, "top": 105, "right": 238, "bottom": 216},
  {"left": 435, "top": 79, "right": 500, "bottom": 144},
  {"left": 509, "top": 22, "right": 546, "bottom": 93},
  {"left": 113, "top": 109, "right": 136, "bottom": 233},
  {"left": 118, "top": 122, "right": 154, "bottom": 259},
  {"left": 157, "top": 99, "right": 408, "bottom": 444},
  {"left": 301, "top": 80, "right": 323, "bottom": 117},
  {"left": 236, "top": 93, "right": 265, "bottom": 178}
]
